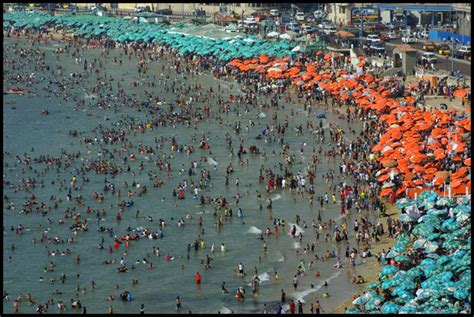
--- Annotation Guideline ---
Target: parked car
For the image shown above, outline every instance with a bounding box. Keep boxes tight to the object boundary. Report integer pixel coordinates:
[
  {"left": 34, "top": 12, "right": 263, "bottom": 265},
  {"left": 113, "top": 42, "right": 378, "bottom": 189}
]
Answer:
[
  {"left": 135, "top": 5, "right": 150, "bottom": 13},
  {"left": 287, "top": 22, "right": 301, "bottom": 31},
  {"left": 421, "top": 52, "right": 437, "bottom": 63},
  {"left": 387, "top": 31, "right": 397, "bottom": 40},
  {"left": 295, "top": 11, "right": 305, "bottom": 21},
  {"left": 281, "top": 14, "right": 292, "bottom": 24},
  {"left": 420, "top": 30, "right": 429, "bottom": 39},
  {"left": 437, "top": 44, "right": 451, "bottom": 55},
  {"left": 370, "top": 41, "right": 385, "bottom": 55},
  {"left": 372, "top": 23, "right": 386, "bottom": 32},
  {"left": 380, "top": 34, "right": 390, "bottom": 42},
  {"left": 413, "top": 29, "right": 429, "bottom": 39},
  {"left": 422, "top": 42, "right": 437, "bottom": 51},
  {"left": 245, "top": 16, "right": 256, "bottom": 23},
  {"left": 313, "top": 10, "right": 326, "bottom": 19},
  {"left": 367, "top": 34, "right": 381, "bottom": 43},
  {"left": 318, "top": 21, "right": 333, "bottom": 29},
  {"left": 300, "top": 24, "right": 317, "bottom": 34},
  {"left": 323, "top": 25, "right": 337, "bottom": 35},
  {"left": 455, "top": 45, "right": 471, "bottom": 59},
  {"left": 270, "top": 9, "right": 279, "bottom": 17},
  {"left": 401, "top": 35, "right": 417, "bottom": 44}
]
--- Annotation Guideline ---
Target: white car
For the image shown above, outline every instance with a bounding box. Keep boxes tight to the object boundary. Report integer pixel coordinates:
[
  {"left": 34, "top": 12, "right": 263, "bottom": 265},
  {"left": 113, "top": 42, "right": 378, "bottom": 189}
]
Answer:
[
  {"left": 318, "top": 21, "right": 333, "bottom": 30},
  {"left": 455, "top": 45, "right": 471, "bottom": 59},
  {"left": 420, "top": 30, "right": 429, "bottom": 39},
  {"left": 402, "top": 35, "right": 417, "bottom": 44},
  {"left": 323, "top": 26, "right": 337, "bottom": 35},
  {"left": 313, "top": 10, "right": 325, "bottom": 18},
  {"left": 387, "top": 31, "right": 397, "bottom": 40},
  {"left": 367, "top": 34, "right": 380, "bottom": 43},
  {"left": 421, "top": 52, "right": 437, "bottom": 63},
  {"left": 295, "top": 11, "right": 305, "bottom": 21}
]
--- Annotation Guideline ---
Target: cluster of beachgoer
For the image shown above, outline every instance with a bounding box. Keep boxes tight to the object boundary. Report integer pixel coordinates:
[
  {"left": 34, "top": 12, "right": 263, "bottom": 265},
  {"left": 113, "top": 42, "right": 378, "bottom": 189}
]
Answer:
[{"left": 3, "top": 18, "right": 470, "bottom": 314}]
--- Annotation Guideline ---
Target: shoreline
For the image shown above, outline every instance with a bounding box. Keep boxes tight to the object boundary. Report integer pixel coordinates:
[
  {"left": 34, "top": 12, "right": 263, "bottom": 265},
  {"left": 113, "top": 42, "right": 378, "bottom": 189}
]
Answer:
[
  {"left": 4, "top": 14, "right": 470, "bottom": 313},
  {"left": 332, "top": 203, "right": 401, "bottom": 313}
]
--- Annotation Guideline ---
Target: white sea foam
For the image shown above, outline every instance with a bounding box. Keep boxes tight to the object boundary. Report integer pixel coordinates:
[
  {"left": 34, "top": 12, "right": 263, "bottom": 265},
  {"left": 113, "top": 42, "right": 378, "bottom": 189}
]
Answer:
[
  {"left": 219, "top": 306, "right": 233, "bottom": 314},
  {"left": 288, "top": 222, "right": 305, "bottom": 237},
  {"left": 258, "top": 272, "right": 270, "bottom": 283},
  {"left": 335, "top": 214, "right": 346, "bottom": 221},
  {"left": 247, "top": 226, "right": 262, "bottom": 234},
  {"left": 246, "top": 272, "right": 270, "bottom": 287},
  {"left": 271, "top": 194, "right": 282, "bottom": 201},
  {"left": 292, "top": 271, "right": 342, "bottom": 303},
  {"left": 293, "top": 286, "right": 321, "bottom": 303},
  {"left": 207, "top": 157, "right": 218, "bottom": 166}
]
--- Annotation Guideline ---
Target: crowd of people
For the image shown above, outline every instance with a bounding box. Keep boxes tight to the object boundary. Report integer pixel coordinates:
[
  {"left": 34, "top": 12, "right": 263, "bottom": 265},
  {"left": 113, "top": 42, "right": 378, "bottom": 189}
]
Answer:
[{"left": 3, "top": 15, "right": 470, "bottom": 314}]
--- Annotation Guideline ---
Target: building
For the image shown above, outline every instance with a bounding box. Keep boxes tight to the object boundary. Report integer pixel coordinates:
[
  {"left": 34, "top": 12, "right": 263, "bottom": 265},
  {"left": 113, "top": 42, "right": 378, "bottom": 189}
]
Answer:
[
  {"left": 453, "top": 3, "right": 471, "bottom": 37},
  {"left": 326, "top": 3, "right": 379, "bottom": 26},
  {"left": 72, "top": 3, "right": 278, "bottom": 17}
]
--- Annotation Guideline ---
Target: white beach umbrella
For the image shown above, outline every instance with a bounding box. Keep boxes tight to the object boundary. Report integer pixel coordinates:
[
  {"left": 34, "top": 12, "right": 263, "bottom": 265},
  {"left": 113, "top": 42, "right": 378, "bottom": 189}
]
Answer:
[
  {"left": 291, "top": 45, "right": 301, "bottom": 52},
  {"left": 267, "top": 31, "right": 280, "bottom": 37}
]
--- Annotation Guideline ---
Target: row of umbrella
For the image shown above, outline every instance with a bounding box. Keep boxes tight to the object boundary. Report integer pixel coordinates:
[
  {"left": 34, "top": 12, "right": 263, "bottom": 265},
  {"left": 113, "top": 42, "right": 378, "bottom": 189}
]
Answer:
[{"left": 4, "top": 11, "right": 299, "bottom": 62}]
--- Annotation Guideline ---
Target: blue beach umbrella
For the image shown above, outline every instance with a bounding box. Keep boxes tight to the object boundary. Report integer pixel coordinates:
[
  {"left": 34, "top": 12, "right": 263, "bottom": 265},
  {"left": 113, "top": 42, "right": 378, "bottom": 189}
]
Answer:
[
  {"left": 346, "top": 308, "right": 362, "bottom": 314},
  {"left": 381, "top": 265, "right": 398, "bottom": 276},
  {"left": 380, "top": 302, "right": 400, "bottom": 314},
  {"left": 394, "top": 255, "right": 410, "bottom": 262},
  {"left": 398, "top": 213, "right": 412, "bottom": 222},
  {"left": 367, "top": 281, "right": 380, "bottom": 289}
]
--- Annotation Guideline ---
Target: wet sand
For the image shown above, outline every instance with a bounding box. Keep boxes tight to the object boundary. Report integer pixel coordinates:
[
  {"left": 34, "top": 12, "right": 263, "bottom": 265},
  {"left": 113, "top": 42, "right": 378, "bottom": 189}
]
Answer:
[{"left": 333, "top": 203, "right": 401, "bottom": 313}]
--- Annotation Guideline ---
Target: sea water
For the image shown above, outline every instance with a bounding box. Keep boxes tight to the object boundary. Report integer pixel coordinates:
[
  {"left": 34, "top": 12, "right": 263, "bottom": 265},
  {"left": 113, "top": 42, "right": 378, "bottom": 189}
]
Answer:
[{"left": 3, "top": 36, "right": 372, "bottom": 313}]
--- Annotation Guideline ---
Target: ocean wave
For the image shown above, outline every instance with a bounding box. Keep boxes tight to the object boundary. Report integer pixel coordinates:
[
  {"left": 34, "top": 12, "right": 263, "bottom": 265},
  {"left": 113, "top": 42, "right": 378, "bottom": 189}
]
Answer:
[
  {"left": 271, "top": 194, "right": 282, "bottom": 201},
  {"left": 207, "top": 157, "right": 218, "bottom": 166},
  {"left": 292, "top": 271, "right": 342, "bottom": 303},
  {"left": 219, "top": 306, "right": 233, "bottom": 314},
  {"left": 258, "top": 272, "right": 270, "bottom": 283},
  {"left": 246, "top": 226, "right": 262, "bottom": 234},
  {"left": 288, "top": 222, "right": 305, "bottom": 237}
]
